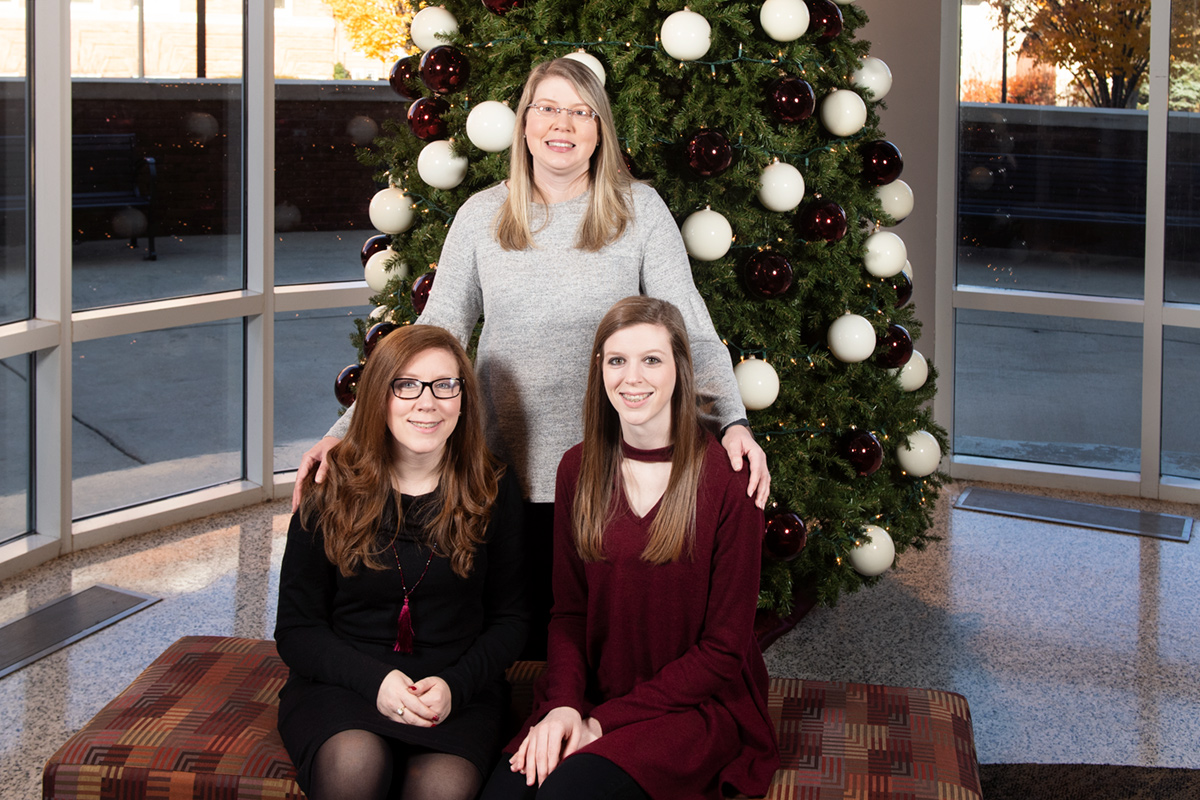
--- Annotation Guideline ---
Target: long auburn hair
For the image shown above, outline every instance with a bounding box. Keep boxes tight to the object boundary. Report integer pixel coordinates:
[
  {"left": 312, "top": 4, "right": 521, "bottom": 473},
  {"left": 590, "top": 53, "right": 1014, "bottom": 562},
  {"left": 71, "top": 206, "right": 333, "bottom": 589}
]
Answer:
[
  {"left": 299, "top": 325, "right": 501, "bottom": 579},
  {"left": 495, "top": 57, "right": 635, "bottom": 252},
  {"left": 573, "top": 297, "right": 707, "bottom": 564}
]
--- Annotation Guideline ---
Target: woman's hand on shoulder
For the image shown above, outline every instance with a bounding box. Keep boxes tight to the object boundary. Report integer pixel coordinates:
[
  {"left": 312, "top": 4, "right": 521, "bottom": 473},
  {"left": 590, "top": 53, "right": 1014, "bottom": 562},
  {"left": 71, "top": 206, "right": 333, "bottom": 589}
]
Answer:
[
  {"left": 510, "top": 706, "right": 599, "bottom": 786},
  {"left": 291, "top": 435, "right": 341, "bottom": 512},
  {"left": 376, "top": 669, "right": 440, "bottom": 727},
  {"left": 721, "top": 424, "right": 770, "bottom": 509}
]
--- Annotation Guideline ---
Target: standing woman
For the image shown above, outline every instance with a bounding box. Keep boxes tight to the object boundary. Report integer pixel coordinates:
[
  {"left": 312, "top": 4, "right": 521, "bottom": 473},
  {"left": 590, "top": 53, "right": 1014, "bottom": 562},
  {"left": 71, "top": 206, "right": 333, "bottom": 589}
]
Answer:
[
  {"left": 275, "top": 325, "right": 527, "bottom": 800},
  {"left": 295, "top": 57, "right": 770, "bottom": 657},
  {"left": 482, "top": 297, "right": 779, "bottom": 800}
]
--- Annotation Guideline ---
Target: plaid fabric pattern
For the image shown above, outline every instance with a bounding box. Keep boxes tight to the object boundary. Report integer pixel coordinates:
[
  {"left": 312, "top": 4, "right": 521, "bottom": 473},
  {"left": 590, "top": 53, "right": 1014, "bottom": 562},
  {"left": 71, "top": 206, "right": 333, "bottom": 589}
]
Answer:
[
  {"left": 42, "top": 636, "right": 303, "bottom": 800},
  {"left": 44, "top": 642, "right": 980, "bottom": 800}
]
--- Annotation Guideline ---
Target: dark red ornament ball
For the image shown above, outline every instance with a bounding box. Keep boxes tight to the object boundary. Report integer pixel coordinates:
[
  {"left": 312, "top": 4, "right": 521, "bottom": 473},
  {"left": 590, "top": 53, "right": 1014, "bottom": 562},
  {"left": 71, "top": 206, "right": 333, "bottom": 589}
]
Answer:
[
  {"left": 797, "top": 200, "right": 848, "bottom": 243},
  {"left": 766, "top": 77, "right": 816, "bottom": 124},
  {"left": 361, "top": 234, "right": 391, "bottom": 268},
  {"left": 482, "top": 0, "right": 522, "bottom": 14},
  {"left": 860, "top": 140, "right": 904, "bottom": 186},
  {"left": 743, "top": 251, "right": 794, "bottom": 299},
  {"left": 412, "top": 270, "right": 436, "bottom": 314},
  {"left": 765, "top": 512, "right": 808, "bottom": 561},
  {"left": 891, "top": 270, "right": 913, "bottom": 308},
  {"left": 388, "top": 56, "right": 421, "bottom": 101},
  {"left": 407, "top": 96, "right": 450, "bottom": 141},
  {"left": 841, "top": 430, "right": 884, "bottom": 476},
  {"left": 420, "top": 45, "right": 470, "bottom": 95},
  {"left": 875, "top": 323, "right": 914, "bottom": 369},
  {"left": 364, "top": 321, "right": 399, "bottom": 359},
  {"left": 334, "top": 363, "right": 362, "bottom": 407},
  {"left": 683, "top": 129, "right": 733, "bottom": 178},
  {"left": 806, "top": 0, "right": 844, "bottom": 42}
]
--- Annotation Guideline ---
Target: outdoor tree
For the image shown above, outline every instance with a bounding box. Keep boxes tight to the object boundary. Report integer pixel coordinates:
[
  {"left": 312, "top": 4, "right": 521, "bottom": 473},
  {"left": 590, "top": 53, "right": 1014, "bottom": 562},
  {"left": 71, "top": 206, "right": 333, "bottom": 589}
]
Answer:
[
  {"left": 345, "top": 0, "right": 946, "bottom": 615},
  {"left": 323, "top": 0, "right": 415, "bottom": 63}
]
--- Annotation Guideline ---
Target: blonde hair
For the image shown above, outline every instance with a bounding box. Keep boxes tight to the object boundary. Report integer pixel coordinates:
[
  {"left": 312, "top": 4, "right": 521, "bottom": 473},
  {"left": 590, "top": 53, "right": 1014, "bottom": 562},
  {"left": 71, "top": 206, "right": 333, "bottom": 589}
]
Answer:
[
  {"left": 573, "top": 297, "right": 707, "bottom": 564},
  {"left": 495, "top": 58, "right": 635, "bottom": 252}
]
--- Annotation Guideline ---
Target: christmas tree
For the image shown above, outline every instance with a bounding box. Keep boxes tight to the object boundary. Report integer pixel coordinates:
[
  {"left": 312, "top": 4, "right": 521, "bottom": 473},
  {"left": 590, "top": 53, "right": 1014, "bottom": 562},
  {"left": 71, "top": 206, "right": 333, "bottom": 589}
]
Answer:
[{"left": 347, "top": 0, "right": 946, "bottom": 613}]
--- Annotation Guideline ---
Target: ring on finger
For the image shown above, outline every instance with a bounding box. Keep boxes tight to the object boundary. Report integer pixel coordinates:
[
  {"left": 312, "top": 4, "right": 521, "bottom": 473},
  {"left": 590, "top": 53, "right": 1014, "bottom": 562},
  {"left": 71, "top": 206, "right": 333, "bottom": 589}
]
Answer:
[{"left": 397, "top": 707, "right": 405, "bottom": 716}]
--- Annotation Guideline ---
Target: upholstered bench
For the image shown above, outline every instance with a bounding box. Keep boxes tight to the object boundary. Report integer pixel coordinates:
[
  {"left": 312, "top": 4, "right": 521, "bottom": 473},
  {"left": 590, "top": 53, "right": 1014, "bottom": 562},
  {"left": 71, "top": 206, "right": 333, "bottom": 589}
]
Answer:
[{"left": 43, "top": 636, "right": 982, "bottom": 800}]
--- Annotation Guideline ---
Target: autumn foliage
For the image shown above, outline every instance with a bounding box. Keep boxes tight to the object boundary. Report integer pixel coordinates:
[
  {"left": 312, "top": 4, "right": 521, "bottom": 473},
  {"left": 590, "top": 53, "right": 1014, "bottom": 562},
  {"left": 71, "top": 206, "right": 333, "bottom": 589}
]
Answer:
[{"left": 323, "top": 0, "right": 415, "bottom": 63}]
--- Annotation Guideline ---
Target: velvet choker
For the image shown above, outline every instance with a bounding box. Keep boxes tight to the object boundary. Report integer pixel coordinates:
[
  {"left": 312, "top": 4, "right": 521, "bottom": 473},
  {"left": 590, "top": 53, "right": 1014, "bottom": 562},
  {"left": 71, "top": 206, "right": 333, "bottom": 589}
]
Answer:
[{"left": 620, "top": 439, "right": 674, "bottom": 463}]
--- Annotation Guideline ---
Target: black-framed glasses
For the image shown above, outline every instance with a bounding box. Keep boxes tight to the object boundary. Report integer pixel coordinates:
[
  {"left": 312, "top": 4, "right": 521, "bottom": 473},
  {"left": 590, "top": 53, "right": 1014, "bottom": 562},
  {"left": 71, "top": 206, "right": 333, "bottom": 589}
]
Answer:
[
  {"left": 390, "top": 377, "right": 463, "bottom": 400},
  {"left": 527, "top": 104, "right": 598, "bottom": 122}
]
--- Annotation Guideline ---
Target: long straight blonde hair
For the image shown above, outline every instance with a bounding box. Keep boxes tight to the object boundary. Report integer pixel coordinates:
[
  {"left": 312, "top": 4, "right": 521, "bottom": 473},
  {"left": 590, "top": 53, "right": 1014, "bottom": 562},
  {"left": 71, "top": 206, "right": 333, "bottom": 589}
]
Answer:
[
  {"left": 573, "top": 297, "right": 707, "bottom": 564},
  {"left": 495, "top": 58, "right": 635, "bottom": 252}
]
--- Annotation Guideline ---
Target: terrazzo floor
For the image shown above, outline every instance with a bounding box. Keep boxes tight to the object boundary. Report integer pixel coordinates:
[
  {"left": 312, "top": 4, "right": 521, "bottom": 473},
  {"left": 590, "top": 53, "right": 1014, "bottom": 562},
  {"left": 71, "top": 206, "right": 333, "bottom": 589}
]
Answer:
[{"left": 2, "top": 480, "right": 1198, "bottom": 798}]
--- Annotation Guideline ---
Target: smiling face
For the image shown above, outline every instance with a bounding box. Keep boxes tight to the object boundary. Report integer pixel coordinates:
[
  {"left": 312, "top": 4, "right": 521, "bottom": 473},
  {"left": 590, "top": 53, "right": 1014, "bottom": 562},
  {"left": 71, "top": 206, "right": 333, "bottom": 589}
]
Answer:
[
  {"left": 601, "top": 323, "right": 677, "bottom": 448},
  {"left": 524, "top": 75, "right": 599, "bottom": 189},
  {"left": 387, "top": 347, "right": 461, "bottom": 466}
]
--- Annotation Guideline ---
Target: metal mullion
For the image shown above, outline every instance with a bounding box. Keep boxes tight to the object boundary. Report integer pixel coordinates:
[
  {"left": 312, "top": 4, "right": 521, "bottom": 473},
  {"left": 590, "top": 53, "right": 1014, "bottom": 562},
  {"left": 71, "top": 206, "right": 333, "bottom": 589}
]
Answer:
[{"left": 933, "top": 0, "right": 961, "bottom": 468}]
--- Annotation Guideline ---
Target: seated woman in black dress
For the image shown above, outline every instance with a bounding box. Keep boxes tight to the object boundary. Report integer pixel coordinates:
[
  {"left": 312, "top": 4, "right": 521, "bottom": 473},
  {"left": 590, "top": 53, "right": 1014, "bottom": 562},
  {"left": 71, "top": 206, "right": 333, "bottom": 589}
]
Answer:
[
  {"left": 482, "top": 296, "right": 779, "bottom": 800},
  {"left": 275, "top": 324, "right": 527, "bottom": 800}
]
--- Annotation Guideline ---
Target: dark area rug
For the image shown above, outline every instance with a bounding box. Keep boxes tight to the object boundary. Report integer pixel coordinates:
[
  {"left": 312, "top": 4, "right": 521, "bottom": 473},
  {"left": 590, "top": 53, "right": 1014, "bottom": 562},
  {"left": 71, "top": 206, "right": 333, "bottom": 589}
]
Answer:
[{"left": 980, "top": 763, "right": 1200, "bottom": 800}]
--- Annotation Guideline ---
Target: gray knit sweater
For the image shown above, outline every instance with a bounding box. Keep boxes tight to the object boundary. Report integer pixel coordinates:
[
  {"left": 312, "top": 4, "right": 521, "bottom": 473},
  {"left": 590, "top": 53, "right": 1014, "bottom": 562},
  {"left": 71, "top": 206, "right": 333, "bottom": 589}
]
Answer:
[{"left": 329, "top": 181, "right": 746, "bottom": 502}]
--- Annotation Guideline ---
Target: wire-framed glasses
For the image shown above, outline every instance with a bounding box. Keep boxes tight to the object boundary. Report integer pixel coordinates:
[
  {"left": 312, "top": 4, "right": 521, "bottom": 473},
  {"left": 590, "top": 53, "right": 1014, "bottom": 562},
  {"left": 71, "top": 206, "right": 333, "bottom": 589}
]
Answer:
[
  {"left": 390, "top": 377, "right": 463, "bottom": 400},
  {"left": 527, "top": 104, "right": 598, "bottom": 122}
]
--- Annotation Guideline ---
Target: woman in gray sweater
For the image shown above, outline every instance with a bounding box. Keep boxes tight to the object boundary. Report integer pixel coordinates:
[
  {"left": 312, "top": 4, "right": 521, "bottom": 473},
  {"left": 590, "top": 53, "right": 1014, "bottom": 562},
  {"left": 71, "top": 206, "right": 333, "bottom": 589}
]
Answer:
[{"left": 294, "top": 58, "right": 769, "bottom": 657}]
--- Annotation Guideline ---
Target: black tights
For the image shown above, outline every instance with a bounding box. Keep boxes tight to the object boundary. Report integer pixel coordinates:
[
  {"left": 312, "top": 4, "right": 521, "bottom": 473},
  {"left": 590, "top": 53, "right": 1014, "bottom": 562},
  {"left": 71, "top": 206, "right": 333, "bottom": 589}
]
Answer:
[
  {"left": 479, "top": 753, "right": 649, "bottom": 800},
  {"left": 308, "top": 729, "right": 482, "bottom": 800}
]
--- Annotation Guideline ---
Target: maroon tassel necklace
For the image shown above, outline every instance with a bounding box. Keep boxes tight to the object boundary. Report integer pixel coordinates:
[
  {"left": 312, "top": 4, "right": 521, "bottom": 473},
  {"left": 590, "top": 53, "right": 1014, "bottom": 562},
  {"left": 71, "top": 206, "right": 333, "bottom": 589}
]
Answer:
[{"left": 389, "top": 541, "right": 436, "bottom": 654}]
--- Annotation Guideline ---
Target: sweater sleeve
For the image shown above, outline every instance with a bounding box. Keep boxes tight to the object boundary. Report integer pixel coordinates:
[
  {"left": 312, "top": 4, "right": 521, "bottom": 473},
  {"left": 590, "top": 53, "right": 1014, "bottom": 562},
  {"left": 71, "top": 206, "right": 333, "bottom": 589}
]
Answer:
[
  {"left": 273, "top": 513, "right": 395, "bottom": 701},
  {"left": 434, "top": 469, "right": 530, "bottom": 712},
  {"left": 538, "top": 455, "right": 593, "bottom": 716},
  {"left": 324, "top": 191, "right": 492, "bottom": 440},
  {"left": 587, "top": 462, "right": 764, "bottom": 732},
  {"left": 634, "top": 186, "right": 747, "bottom": 431}
]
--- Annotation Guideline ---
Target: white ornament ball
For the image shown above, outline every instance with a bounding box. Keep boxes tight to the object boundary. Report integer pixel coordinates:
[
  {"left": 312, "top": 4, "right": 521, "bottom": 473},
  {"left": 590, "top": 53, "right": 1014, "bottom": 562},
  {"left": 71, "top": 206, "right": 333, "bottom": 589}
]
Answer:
[
  {"left": 466, "top": 101, "right": 516, "bottom": 153},
  {"left": 564, "top": 50, "right": 606, "bottom": 86},
  {"left": 819, "top": 89, "right": 868, "bottom": 137},
  {"left": 827, "top": 313, "right": 876, "bottom": 363},
  {"left": 852, "top": 56, "right": 893, "bottom": 100},
  {"left": 891, "top": 349, "right": 928, "bottom": 392},
  {"left": 758, "top": 161, "right": 806, "bottom": 213},
  {"left": 112, "top": 206, "right": 149, "bottom": 238},
  {"left": 863, "top": 231, "right": 907, "bottom": 278},
  {"left": 760, "top": 0, "right": 810, "bottom": 42},
  {"left": 185, "top": 111, "right": 219, "bottom": 143},
  {"left": 661, "top": 9, "right": 711, "bottom": 61},
  {"left": 417, "top": 140, "right": 468, "bottom": 190},
  {"left": 897, "top": 430, "right": 941, "bottom": 477},
  {"left": 410, "top": 6, "right": 458, "bottom": 51},
  {"left": 877, "top": 179, "right": 914, "bottom": 222},
  {"left": 368, "top": 188, "right": 414, "bottom": 234},
  {"left": 733, "top": 357, "right": 780, "bottom": 411},
  {"left": 364, "top": 249, "right": 407, "bottom": 293},
  {"left": 346, "top": 115, "right": 379, "bottom": 146},
  {"left": 680, "top": 208, "right": 733, "bottom": 262},
  {"left": 848, "top": 525, "right": 895, "bottom": 576}
]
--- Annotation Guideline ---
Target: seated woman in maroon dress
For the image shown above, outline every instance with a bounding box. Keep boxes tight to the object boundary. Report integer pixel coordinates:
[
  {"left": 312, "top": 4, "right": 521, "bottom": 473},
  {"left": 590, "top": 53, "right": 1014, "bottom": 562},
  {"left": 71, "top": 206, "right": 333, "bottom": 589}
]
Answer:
[
  {"left": 481, "top": 296, "right": 779, "bottom": 800},
  {"left": 275, "top": 325, "right": 527, "bottom": 800}
]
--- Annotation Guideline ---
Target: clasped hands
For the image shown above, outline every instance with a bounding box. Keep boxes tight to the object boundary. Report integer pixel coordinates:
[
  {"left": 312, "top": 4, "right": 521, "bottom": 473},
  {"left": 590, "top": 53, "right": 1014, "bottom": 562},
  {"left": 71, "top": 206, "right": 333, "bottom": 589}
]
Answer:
[
  {"left": 376, "top": 669, "right": 451, "bottom": 727},
  {"left": 510, "top": 706, "right": 603, "bottom": 787}
]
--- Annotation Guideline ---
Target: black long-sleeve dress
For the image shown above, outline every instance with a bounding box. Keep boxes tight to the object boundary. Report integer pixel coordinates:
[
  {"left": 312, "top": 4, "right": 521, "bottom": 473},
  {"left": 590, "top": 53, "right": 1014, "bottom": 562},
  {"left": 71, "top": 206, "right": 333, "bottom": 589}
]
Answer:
[{"left": 274, "top": 469, "right": 528, "bottom": 791}]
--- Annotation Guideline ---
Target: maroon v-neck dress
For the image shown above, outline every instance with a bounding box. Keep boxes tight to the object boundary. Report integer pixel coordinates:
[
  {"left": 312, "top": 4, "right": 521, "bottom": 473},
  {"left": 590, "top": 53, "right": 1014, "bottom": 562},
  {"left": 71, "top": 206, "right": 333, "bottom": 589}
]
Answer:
[{"left": 507, "top": 432, "right": 780, "bottom": 799}]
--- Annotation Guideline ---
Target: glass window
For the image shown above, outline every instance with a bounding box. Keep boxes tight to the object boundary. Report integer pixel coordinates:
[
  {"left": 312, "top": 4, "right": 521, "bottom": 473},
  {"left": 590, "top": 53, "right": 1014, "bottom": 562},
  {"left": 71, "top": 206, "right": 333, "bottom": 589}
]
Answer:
[
  {"left": 72, "top": 320, "right": 244, "bottom": 519},
  {"left": 954, "top": 310, "right": 1143, "bottom": 473},
  {"left": 1162, "top": 326, "right": 1200, "bottom": 481},
  {"left": 0, "top": 353, "right": 31, "bottom": 544},
  {"left": 1165, "top": 1, "right": 1200, "bottom": 305},
  {"left": 274, "top": 305, "right": 370, "bottom": 471},
  {"left": 71, "top": 0, "right": 244, "bottom": 310},
  {"left": 1, "top": 0, "right": 28, "bottom": 325}
]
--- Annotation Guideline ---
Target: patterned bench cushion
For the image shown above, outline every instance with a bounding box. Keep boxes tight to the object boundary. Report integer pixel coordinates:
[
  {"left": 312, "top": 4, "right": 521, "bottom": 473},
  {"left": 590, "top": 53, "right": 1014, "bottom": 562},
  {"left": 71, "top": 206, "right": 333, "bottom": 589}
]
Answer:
[{"left": 44, "top": 637, "right": 982, "bottom": 800}]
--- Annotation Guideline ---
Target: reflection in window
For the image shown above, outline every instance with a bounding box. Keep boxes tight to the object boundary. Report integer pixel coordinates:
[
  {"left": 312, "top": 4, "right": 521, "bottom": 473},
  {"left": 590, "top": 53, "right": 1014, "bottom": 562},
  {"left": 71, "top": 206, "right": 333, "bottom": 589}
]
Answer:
[
  {"left": 72, "top": 321, "right": 244, "bottom": 519},
  {"left": 0, "top": 0, "right": 29, "bottom": 325},
  {"left": 0, "top": 354, "right": 31, "bottom": 544},
  {"left": 1166, "top": 0, "right": 1200, "bottom": 304},
  {"left": 274, "top": 306, "right": 371, "bottom": 471},
  {"left": 954, "top": 310, "right": 1143, "bottom": 472},
  {"left": 1162, "top": 326, "right": 1200, "bottom": 481},
  {"left": 70, "top": 2, "right": 244, "bottom": 310}
]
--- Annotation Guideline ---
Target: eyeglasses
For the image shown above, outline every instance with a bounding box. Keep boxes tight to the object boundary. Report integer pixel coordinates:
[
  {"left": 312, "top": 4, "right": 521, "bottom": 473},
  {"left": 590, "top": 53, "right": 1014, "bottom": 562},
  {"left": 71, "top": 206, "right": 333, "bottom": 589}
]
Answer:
[
  {"left": 390, "top": 377, "right": 463, "bottom": 400},
  {"left": 527, "top": 104, "right": 598, "bottom": 122}
]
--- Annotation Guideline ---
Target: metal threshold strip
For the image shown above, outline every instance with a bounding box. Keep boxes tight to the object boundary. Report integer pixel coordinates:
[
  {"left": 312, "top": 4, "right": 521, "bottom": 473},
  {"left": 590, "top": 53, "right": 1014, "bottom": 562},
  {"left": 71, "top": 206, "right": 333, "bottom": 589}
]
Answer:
[{"left": 954, "top": 487, "right": 1193, "bottom": 544}]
